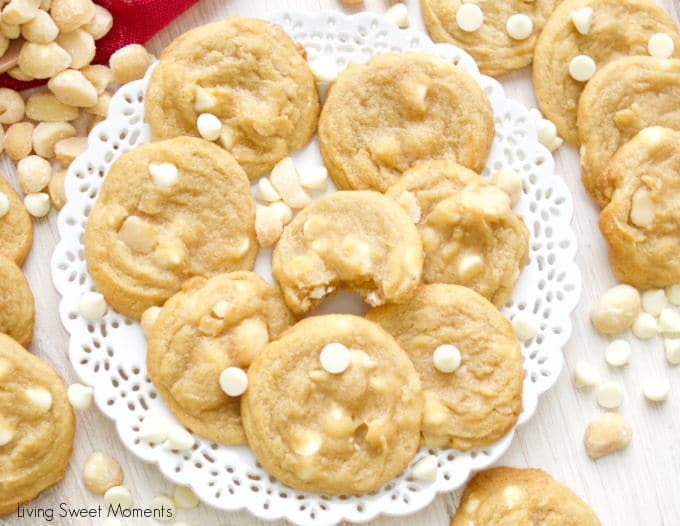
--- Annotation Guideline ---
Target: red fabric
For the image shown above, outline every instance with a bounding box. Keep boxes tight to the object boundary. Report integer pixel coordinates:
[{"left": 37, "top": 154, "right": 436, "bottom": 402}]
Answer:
[{"left": 0, "top": 0, "right": 199, "bottom": 90}]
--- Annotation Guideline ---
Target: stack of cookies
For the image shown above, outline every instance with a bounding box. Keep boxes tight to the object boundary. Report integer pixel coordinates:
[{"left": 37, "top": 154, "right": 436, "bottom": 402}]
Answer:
[{"left": 76, "top": 16, "right": 535, "bottom": 497}]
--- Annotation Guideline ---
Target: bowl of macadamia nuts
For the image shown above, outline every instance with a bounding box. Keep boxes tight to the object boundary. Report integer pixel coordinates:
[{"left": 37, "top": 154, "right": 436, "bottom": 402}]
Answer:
[{"left": 0, "top": 0, "right": 155, "bottom": 218}]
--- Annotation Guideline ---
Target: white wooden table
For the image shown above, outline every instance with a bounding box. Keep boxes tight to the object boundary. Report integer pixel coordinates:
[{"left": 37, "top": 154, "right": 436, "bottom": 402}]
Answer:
[{"left": 3, "top": 0, "right": 680, "bottom": 524}]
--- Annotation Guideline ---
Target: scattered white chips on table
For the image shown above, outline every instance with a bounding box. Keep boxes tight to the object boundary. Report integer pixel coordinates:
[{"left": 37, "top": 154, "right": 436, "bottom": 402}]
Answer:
[
  {"left": 596, "top": 381, "right": 624, "bottom": 409},
  {"left": 139, "top": 411, "right": 171, "bottom": 444},
  {"left": 604, "top": 340, "right": 631, "bottom": 367},
  {"left": 78, "top": 291, "right": 108, "bottom": 321},
  {"left": 104, "top": 485, "right": 132, "bottom": 509},
  {"left": 641, "top": 289, "right": 667, "bottom": 316},
  {"left": 165, "top": 423, "right": 195, "bottom": 452},
  {"left": 173, "top": 485, "right": 199, "bottom": 509},
  {"left": 573, "top": 360, "right": 598, "bottom": 388},
  {"left": 642, "top": 377, "right": 670, "bottom": 402},
  {"left": 632, "top": 312, "right": 658, "bottom": 340},
  {"left": 665, "top": 338, "right": 680, "bottom": 365}
]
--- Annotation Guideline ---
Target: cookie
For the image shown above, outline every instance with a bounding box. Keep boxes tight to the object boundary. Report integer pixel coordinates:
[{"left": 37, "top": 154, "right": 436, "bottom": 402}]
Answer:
[
  {"left": 533, "top": 0, "right": 680, "bottom": 145},
  {"left": 145, "top": 17, "right": 319, "bottom": 179},
  {"left": 147, "top": 271, "right": 296, "bottom": 445},
  {"left": 318, "top": 52, "right": 494, "bottom": 192},
  {"left": 366, "top": 284, "right": 522, "bottom": 450},
  {"left": 0, "top": 255, "right": 34, "bottom": 347},
  {"left": 0, "top": 334, "right": 75, "bottom": 516},
  {"left": 421, "top": 0, "right": 559, "bottom": 77},
  {"left": 0, "top": 176, "right": 32, "bottom": 266},
  {"left": 241, "top": 314, "right": 423, "bottom": 494},
  {"left": 385, "top": 161, "right": 529, "bottom": 308},
  {"left": 451, "top": 467, "right": 600, "bottom": 525},
  {"left": 578, "top": 56, "right": 680, "bottom": 205},
  {"left": 271, "top": 191, "right": 423, "bottom": 314},
  {"left": 85, "top": 137, "right": 256, "bottom": 320},
  {"left": 599, "top": 127, "right": 680, "bottom": 289}
]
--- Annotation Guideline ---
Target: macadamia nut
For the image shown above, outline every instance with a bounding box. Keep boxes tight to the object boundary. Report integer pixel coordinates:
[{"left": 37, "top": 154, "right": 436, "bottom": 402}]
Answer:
[
  {"left": 20, "top": 8, "right": 58, "bottom": 43},
  {"left": 81, "top": 4, "right": 111, "bottom": 40},
  {"left": 109, "top": 44, "right": 154, "bottom": 84},
  {"left": 590, "top": 284, "right": 641, "bottom": 335},
  {"left": 2, "top": 0, "right": 40, "bottom": 25},
  {"left": 0, "top": 87, "right": 24, "bottom": 124},
  {"left": 5, "top": 121, "right": 33, "bottom": 161},
  {"left": 81, "top": 64, "right": 112, "bottom": 93},
  {"left": 56, "top": 28, "right": 94, "bottom": 69},
  {"left": 48, "top": 69, "right": 98, "bottom": 107},
  {"left": 48, "top": 168, "right": 66, "bottom": 209},
  {"left": 19, "top": 41, "right": 71, "bottom": 78},
  {"left": 32, "top": 121, "right": 76, "bottom": 157},
  {"left": 584, "top": 413, "right": 632, "bottom": 459},
  {"left": 83, "top": 452, "right": 123, "bottom": 495},
  {"left": 17, "top": 155, "right": 51, "bottom": 193},
  {"left": 54, "top": 135, "right": 86, "bottom": 166},
  {"left": 85, "top": 91, "right": 110, "bottom": 117},
  {"left": 8, "top": 65, "right": 33, "bottom": 81},
  {"left": 50, "top": 0, "right": 94, "bottom": 32},
  {"left": 26, "top": 91, "right": 79, "bottom": 121}
]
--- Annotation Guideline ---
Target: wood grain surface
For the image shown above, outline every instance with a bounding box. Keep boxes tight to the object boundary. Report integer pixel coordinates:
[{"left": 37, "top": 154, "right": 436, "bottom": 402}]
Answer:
[{"left": 2, "top": 0, "right": 679, "bottom": 525}]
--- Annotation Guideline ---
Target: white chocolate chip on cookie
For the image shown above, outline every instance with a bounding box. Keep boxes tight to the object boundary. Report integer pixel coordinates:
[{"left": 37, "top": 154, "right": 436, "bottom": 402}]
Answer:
[
  {"left": 78, "top": 291, "right": 107, "bottom": 320},
  {"left": 324, "top": 406, "right": 355, "bottom": 438},
  {"left": 25, "top": 387, "right": 53, "bottom": 413},
  {"left": 491, "top": 168, "right": 522, "bottom": 206},
  {"left": 569, "top": 55, "right": 596, "bottom": 82},
  {"left": 648, "top": 32, "right": 675, "bottom": 59},
  {"left": 219, "top": 367, "right": 248, "bottom": 397},
  {"left": 320, "top": 342, "right": 350, "bottom": 374},
  {"left": 196, "top": 113, "right": 222, "bottom": 141},
  {"left": 433, "top": 344, "right": 461, "bottom": 373},
  {"left": 193, "top": 86, "right": 216, "bottom": 112},
  {"left": 456, "top": 4, "right": 483, "bottom": 32},
  {"left": 457, "top": 254, "right": 484, "bottom": 281},
  {"left": 149, "top": 162, "right": 178, "bottom": 188},
  {"left": 118, "top": 216, "right": 157, "bottom": 254},
  {"left": 293, "top": 429, "right": 322, "bottom": 456},
  {"left": 0, "top": 192, "right": 9, "bottom": 217},
  {"left": 506, "top": 14, "right": 533, "bottom": 40},
  {"left": 570, "top": 7, "right": 593, "bottom": 35},
  {"left": 394, "top": 191, "right": 421, "bottom": 223},
  {"left": 630, "top": 187, "right": 655, "bottom": 227},
  {"left": 140, "top": 306, "right": 161, "bottom": 337}
]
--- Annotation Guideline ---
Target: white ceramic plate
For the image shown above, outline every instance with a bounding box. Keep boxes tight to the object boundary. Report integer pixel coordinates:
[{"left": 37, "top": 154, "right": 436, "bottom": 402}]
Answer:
[{"left": 51, "top": 10, "right": 581, "bottom": 526}]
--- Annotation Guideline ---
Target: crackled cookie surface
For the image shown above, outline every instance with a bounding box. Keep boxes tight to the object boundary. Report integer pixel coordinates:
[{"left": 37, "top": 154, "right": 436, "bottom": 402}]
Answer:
[
  {"left": 145, "top": 17, "right": 319, "bottom": 179},
  {"left": 367, "top": 284, "right": 522, "bottom": 450},
  {"left": 318, "top": 52, "right": 493, "bottom": 192},
  {"left": 451, "top": 467, "right": 601, "bottom": 526},
  {"left": 579, "top": 57, "right": 680, "bottom": 204},
  {"left": 599, "top": 127, "right": 680, "bottom": 289},
  {"left": 386, "top": 161, "right": 528, "bottom": 308},
  {"left": 272, "top": 191, "right": 423, "bottom": 314},
  {"left": 0, "top": 176, "right": 32, "bottom": 266},
  {"left": 421, "top": 0, "right": 560, "bottom": 77},
  {"left": 241, "top": 314, "right": 423, "bottom": 494},
  {"left": 533, "top": 0, "right": 680, "bottom": 145},
  {"left": 85, "top": 137, "right": 256, "bottom": 320},
  {"left": 0, "top": 334, "right": 75, "bottom": 516},
  {"left": 147, "top": 271, "right": 296, "bottom": 445},
  {"left": 0, "top": 255, "right": 34, "bottom": 347}
]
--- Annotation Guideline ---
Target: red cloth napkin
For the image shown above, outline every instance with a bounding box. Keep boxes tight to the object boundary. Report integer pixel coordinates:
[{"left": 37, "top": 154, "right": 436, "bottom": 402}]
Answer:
[{"left": 0, "top": 0, "right": 199, "bottom": 90}]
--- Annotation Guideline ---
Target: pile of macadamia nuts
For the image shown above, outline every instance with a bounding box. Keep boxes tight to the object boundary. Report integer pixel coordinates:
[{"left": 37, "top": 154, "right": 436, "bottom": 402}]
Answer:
[{"left": 0, "top": 0, "right": 155, "bottom": 218}]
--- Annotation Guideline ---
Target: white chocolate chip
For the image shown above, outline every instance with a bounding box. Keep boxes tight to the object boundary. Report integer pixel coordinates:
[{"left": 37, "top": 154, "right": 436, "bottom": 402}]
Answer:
[
  {"left": 630, "top": 187, "right": 655, "bottom": 227},
  {"left": 0, "top": 193, "right": 9, "bottom": 218},
  {"left": 104, "top": 486, "right": 132, "bottom": 509},
  {"left": 641, "top": 289, "right": 668, "bottom": 316},
  {"left": 584, "top": 413, "right": 632, "bottom": 459},
  {"left": 164, "top": 423, "right": 195, "bottom": 451},
  {"left": 394, "top": 191, "right": 421, "bottom": 223},
  {"left": 590, "top": 284, "right": 641, "bottom": 335},
  {"left": 632, "top": 312, "right": 657, "bottom": 340},
  {"left": 456, "top": 3, "right": 483, "bottom": 32},
  {"left": 573, "top": 360, "right": 598, "bottom": 388},
  {"left": 269, "top": 157, "right": 310, "bottom": 209},
  {"left": 83, "top": 452, "right": 123, "bottom": 495},
  {"left": 255, "top": 177, "right": 281, "bottom": 202},
  {"left": 149, "top": 162, "right": 178, "bottom": 188},
  {"left": 310, "top": 55, "right": 337, "bottom": 83},
  {"left": 503, "top": 486, "right": 525, "bottom": 508},
  {"left": 148, "top": 495, "right": 175, "bottom": 522},
  {"left": 411, "top": 454, "right": 438, "bottom": 481},
  {"left": 648, "top": 32, "right": 674, "bottom": 59},
  {"left": 78, "top": 291, "right": 107, "bottom": 320},
  {"left": 665, "top": 284, "right": 680, "bottom": 305},
  {"left": 299, "top": 166, "right": 328, "bottom": 191},
  {"left": 320, "top": 342, "right": 351, "bottom": 374},
  {"left": 25, "top": 387, "right": 52, "bottom": 413},
  {"left": 570, "top": 7, "right": 593, "bottom": 35},
  {"left": 196, "top": 113, "right": 222, "bottom": 141},
  {"left": 511, "top": 311, "right": 538, "bottom": 340},
  {"left": 268, "top": 200, "right": 293, "bottom": 225},
  {"left": 506, "top": 13, "right": 532, "bottom": 40},
  {"left": 604, "top": 340, "right": 631, "bottom": 367},
  {"left": 255, "top": 205, "right": 283, "bottom": 248},
  {"left": 491, "top": 168, "right": 522, "bottom": 206},
  {"left": 173, "top": 485, "right": 199, "bottom": 509},
  {"left": 211, "top": 301, "right": 230, "bottom": 319},
  {"left": 664, "top": 338, "right": 680, "bottom": 365},
  {"left": 642, "top": 377, "right": 670, "bottom": 402},
  {"left": 569, "top": 55, "right": 596, "bottom": 82},
  {"left": 219, "top": 367, "right": 248, "bottom": 397},
  {"left": 68, "top": 383, "right": 93, "bottom": 410},
  {"left": 293, "top": 429, "right": 322, "bottom": 456},
  {"left": 596, "top": 381, "right": 624, "bottom": 409},
  {"left": 659, "top": 308, "right": 680, "bottom": 336},
  {"left": 24, "top": 192, "right": 50, "bottom": 217},
  {"left": 324, "top": 406, "right": 355, "bottom": 438},
  {"left": 535, "top": 117, "right": 561, "bottom": 151},
  {"left": 386, "top": 3, "right": 409, "bottom": 28},
  {"left": 457, "top": 254, "right": 484, "bottom": 281},
  {"left": 432, "top": 344, "right": 461, "bottom": 373},
  {"left": 0, "top": 419, "right": 14, "bottom": 446},
  {"left": 140, "top": 306, "right": 161, "bottom": 337},
  {"left": 193, "top": 86, "right": 216, "bottom": 112},
  {"left": 139, "top": 411, "right": 171, "bottom": 444},
  {"left": 546, "top": 136, "right": 564, "bottom": 152}
]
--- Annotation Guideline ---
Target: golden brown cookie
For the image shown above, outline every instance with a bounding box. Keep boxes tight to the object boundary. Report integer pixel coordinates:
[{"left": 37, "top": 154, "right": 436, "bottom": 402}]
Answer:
[
  {"left": 0, "top": 176, "right": 32, "bottom": 266},
  {"left": 533, "top": 0, "right": 680, "bottom": 145},
  {"left": 145, "top": 17, "right": 319, "bottom": 179},
  {"left": 147, "top": 271, "right": 296, "bottom": 445},
  {"left": 271, "top": 191, "right": 423, "bottom": 314},
  {"left": 85, "top": 137, "right": 256, "bottom": 320},
  {"left": 367, "top": 284, "right": 522, "bottom": 450},
  {"left": 599, "top": 127, "right": 680, "bottom": 288},
  {"left": 318, "top": 52, "right": 494, "bottom": 192},
  {"left": 0, "top": 334, "right": 75, "bottom": 516},
  {"left": 421, "top": 0, "right": 560, "bottom": 77},
  {"left": 451, "top": 467, "right": 601, "bottom": 525},
  {"left": 241, "top": 314, "right": 423, "bottom": 494},
  {"left": 386, "top": 161, "right": 529, "bottom": 308},
  {"left": 578, "top": 56, "right": 680, "bottom": 205},
  {"left": 0, "top": 255, "right": 34, "bottom": 347}
]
